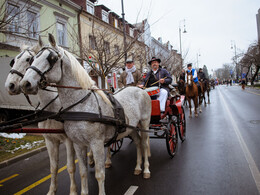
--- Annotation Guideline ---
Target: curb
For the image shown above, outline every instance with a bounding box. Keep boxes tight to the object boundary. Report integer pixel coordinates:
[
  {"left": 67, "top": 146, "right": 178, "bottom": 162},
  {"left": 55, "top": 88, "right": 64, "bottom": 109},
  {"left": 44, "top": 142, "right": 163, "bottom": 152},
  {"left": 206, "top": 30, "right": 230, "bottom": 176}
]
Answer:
[{"left": 0, "top": 146, "right": 47, "bottom": 169}]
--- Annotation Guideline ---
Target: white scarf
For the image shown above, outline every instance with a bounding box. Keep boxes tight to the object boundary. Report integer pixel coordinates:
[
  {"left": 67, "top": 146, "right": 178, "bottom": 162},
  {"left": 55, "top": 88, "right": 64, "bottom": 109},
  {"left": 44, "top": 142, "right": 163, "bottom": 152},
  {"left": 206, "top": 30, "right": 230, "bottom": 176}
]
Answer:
[{"left": 125, "top": 65, "right": 136, "bottom": 85}]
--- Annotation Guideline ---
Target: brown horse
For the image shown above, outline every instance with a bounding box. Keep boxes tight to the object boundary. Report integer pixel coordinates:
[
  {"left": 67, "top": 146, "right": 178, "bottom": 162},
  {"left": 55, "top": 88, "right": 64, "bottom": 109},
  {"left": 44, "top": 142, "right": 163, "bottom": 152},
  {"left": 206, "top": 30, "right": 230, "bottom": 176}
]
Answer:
[{"left": 185, "top": 71, "right": 199, "bottom": 117}]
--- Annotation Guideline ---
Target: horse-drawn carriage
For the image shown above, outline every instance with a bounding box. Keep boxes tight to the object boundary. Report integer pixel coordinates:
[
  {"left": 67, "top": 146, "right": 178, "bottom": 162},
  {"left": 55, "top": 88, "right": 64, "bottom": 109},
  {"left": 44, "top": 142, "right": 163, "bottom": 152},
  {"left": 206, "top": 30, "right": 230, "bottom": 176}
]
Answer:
[
  {"left": 1, "top": 34, "right": 186, "bottom": 194},
  {"left": 110, "top": 86, "right": 186, "bottom": 157}
]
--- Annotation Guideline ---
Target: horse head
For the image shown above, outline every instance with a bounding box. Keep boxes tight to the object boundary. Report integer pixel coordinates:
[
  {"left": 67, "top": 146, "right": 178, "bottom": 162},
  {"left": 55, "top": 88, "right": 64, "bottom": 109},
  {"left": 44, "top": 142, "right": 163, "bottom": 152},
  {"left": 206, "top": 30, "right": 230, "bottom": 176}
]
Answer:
[
  {"left": 186, "top": 71, "right": 193, "bottom": 87},
  {"left": 20, "top": 34, "right": 64, "bottom": 95},
  {"left": 5, "top": 37, "right": 43, "bottom": 95}
]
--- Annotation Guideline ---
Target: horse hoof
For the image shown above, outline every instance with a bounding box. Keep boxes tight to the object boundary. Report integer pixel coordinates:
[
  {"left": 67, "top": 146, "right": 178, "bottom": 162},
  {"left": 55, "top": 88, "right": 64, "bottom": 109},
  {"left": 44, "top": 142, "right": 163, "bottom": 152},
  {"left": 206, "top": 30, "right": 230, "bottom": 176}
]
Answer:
[
  {"left": 89, "top": 162, "right": 95, "bottom": 168},
  {"left": 143, "top": 173, "right": 151, "bottom": 179},
  {"left": 189, "top": 115, "right": 192, "bottom": 118},
  {"left": 195, "top": 114, "right": 198, "bottom": 117},
  {"left": 134, "top": 169, "right": 142, "bottom": 175},
  {"left": 199, "top": 110, "right": 202, "bottom": 113},
  {"left": 105, "top": 163, "right": 112, "bottom": 169}
]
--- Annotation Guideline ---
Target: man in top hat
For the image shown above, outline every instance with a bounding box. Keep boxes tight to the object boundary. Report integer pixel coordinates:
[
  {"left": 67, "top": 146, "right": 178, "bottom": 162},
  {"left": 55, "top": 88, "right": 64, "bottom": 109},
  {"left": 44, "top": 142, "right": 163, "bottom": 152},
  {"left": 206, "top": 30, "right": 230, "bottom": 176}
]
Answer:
[
  {"left": 138, "top": 57, "right": 172, "bottom": 113},
  {"left": 118, "top": 58, "right": 143, "bottom": 88}
]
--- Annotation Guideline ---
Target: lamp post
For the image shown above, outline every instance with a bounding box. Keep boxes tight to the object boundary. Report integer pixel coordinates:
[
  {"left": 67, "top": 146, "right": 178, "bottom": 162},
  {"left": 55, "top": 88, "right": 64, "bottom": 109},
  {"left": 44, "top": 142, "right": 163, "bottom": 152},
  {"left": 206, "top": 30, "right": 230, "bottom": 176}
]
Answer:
[
  {"left": 179, "top": 19, "right": 187, "bottom": 70},
  {"left": 196, "top": 52, "right": 201, "bottom": 69},
  {"left": 231, "top": 40, "right": 238, "bottom": 81},
  {"left": 121, "top": 0, "right": 127, "bottom": 62}
]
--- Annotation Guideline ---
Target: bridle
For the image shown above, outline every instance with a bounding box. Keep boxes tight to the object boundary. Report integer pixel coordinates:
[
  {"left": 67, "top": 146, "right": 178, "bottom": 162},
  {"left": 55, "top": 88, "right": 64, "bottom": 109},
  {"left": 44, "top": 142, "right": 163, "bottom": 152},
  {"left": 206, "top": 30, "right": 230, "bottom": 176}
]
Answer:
[
  {"left": 27, "top": 47, "right": 63, "bottom": 89},
  {"left": 9, "top": 49, "right": 34, "bottom": 79}
]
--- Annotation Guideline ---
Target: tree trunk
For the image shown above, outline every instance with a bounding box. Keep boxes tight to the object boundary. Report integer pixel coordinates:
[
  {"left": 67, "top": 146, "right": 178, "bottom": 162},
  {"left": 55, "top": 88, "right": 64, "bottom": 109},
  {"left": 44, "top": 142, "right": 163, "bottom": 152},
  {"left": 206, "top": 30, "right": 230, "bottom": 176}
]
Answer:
[
  {"left": 101, "top": 76, "right": 106, "bottom": 89},
  {"left": 251, "top": 65, "right": 259, "bottom": 85}
]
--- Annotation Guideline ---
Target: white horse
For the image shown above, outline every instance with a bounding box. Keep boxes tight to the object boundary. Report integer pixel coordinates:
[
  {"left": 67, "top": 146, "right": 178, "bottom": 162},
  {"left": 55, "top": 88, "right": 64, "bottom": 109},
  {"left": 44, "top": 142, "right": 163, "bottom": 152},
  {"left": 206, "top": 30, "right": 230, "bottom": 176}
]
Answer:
[
  {"left": 5, "top": 39, "right": 78, "bottom": 195},
  {"left": 20, "top": 33, "right": 151, "bottom": 195}
]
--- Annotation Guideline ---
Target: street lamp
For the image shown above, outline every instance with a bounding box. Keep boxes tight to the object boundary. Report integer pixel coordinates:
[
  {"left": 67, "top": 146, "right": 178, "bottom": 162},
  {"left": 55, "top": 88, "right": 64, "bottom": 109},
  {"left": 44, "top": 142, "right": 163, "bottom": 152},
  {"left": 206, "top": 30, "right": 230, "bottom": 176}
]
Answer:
[
  {"left": 196, "top": 52, "right": 201, "bottom": 69},
  {"left": 231, "top": 40, "right": 238, "bottom": 81},
  {"left": 179, "top": 19, "right": 187, "bottom": 70},
  {"left": 121, "top": 0, "right": 127, "bottom": 62}
]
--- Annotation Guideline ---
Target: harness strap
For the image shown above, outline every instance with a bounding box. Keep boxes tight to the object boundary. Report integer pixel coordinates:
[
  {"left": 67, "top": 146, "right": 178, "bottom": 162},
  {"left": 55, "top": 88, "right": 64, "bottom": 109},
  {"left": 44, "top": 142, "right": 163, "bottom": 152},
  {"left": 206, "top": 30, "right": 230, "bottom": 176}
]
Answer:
[
  {"left": 10, "top": 69, "right": 24, "bottom": 78},
  {"left": 28, "top": 66, "right": 46, "bottom": 82}
]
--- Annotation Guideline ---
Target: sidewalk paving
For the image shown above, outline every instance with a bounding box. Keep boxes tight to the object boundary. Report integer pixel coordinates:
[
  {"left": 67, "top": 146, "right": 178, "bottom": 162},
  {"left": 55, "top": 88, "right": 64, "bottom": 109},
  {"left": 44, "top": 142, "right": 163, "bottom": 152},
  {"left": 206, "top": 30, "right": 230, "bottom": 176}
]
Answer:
[{"left": 0, "top": 146, "right": 47, "bottom": 169}]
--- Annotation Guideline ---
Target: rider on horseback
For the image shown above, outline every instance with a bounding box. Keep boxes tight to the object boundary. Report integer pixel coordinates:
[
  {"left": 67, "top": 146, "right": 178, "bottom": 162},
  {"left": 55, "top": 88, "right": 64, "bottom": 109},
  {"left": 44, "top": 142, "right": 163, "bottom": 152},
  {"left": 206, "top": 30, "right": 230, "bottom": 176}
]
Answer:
[
  {"left": 186, "top": 63, "right": 201, "bottom": 91},
  {"left": 138, "top": 57, "right": 172, "bottom": 113},
  {"left": 198, "top": 68, "right": 206, "bottom": 82}
]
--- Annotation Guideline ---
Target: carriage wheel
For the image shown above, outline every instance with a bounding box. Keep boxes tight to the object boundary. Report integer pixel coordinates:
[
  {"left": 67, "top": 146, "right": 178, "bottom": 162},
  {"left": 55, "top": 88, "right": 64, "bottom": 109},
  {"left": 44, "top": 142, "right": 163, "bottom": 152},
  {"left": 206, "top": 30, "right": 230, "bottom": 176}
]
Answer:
[
  {"left": 166, "top": 120, "right": 178, "bottom": 158},
  {"left": 110, "top": 138, "right": 124, "bottom": 154},
  {"left": 178, "top": 106, "right": 186, "bottom": 142}
]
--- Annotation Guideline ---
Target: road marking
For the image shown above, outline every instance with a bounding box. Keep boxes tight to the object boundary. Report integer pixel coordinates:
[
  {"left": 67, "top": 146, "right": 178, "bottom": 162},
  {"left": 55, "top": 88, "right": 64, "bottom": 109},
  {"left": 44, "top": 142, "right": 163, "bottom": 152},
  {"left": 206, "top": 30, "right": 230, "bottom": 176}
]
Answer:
[
  {"left": 0, "top": 174, "right": 19, "bottom": 187},
  {"left": 246, "top": 90, "right": 260, "bottom": 96},
  {"left": 124, "top": 186, "right": 139, "bottom": 195},
  {"left": 218, "top": 88, "right": 260, "bottom": 193},
  {"left": 14, "top": 160, "right": 78, "bottom": 195}
]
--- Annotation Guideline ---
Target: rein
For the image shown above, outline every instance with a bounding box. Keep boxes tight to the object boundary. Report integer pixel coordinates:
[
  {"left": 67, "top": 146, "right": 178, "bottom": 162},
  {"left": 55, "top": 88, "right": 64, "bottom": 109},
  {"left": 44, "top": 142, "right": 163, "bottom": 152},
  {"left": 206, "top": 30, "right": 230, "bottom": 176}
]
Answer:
[{"left": 46, "top": 84, "right": 112, "bottom": 92}]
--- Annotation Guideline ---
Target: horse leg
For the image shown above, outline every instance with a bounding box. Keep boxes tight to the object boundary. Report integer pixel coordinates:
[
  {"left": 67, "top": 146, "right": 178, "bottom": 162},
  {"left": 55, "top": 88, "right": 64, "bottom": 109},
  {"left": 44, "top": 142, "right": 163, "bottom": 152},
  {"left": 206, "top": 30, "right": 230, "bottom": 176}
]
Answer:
[
  {"left": 90, "top": 141, "right": 106, "bottom": 195},
  {"left": 129, "top": 130, "right": 143, "bottom": 176},
  {"left": 73, "top": 143, "right": 89, "bottom": 195},
  {"left": 105, "top": 147, "right": 112, "bottom": 168},
  {"left": 194, "top": 97, "right": 198, "bottom": 117},
  {"left": 64, "top": 138, "right": 77, "bottom": 195},
  {"left": 140, "top": 120, "right": 151, "bottom": 179},
  {"left": 199, "top": 95, "right": 203, "bottom": 113},
  {"left": 207, "top": 90, "right": 210, "bottom": 104},
  {"left": 187, "top": 98, "right": 192, "bottom": 118},
  {"left": 203, "top": 92, "right": 207, "bottom": 107},
  {"left": 45, "top": 137, "right": 59, "bottom": 195}
]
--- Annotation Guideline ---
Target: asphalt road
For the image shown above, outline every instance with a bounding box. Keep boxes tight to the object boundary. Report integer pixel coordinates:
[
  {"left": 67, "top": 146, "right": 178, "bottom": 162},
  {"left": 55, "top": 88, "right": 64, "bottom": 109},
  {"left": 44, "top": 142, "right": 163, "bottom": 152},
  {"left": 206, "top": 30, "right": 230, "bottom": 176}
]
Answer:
[{"left": 0, "top": 85, "right": 259, "bottom": 195}]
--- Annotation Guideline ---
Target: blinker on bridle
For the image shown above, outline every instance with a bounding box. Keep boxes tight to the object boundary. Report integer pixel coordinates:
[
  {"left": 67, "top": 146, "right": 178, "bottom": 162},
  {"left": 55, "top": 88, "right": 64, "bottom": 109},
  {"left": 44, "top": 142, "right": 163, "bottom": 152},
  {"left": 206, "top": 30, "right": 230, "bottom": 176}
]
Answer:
[
  {"left": 9, "top": 50, "right": 34, "bottom": 78},
  {"left": 27, "top": 47, "right": 62, "bottom": 89}
]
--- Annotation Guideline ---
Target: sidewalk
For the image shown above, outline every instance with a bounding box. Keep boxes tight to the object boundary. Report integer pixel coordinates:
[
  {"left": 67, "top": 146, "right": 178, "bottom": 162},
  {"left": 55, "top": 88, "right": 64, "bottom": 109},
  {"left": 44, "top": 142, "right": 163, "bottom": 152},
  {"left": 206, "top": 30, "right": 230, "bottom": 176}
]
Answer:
[{"left": 0, "top": 146, "right": 47, "bottom": 169}]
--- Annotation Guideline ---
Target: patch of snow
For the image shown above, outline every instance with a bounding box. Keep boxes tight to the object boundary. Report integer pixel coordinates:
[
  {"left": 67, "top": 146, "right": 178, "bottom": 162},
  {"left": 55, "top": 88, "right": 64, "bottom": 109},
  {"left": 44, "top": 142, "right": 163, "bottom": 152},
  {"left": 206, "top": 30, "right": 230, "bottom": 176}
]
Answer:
[
  {"left": 0, "top": 133, "right": 26, "bottom": 139},
  {"left": 6, "top": 140, "right": 44, "bottom": 153}
]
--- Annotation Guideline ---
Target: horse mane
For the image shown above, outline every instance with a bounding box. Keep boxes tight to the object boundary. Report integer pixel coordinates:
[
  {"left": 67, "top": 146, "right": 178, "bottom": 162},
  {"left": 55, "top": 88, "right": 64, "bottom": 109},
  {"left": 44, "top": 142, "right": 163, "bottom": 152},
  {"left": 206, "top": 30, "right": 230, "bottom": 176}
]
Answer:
[
  {"left": 20, "top": 44, "right": 41, "bottom": 54},
  {"left": 64, "top": 50, "right": 112, "bottom": 107}
]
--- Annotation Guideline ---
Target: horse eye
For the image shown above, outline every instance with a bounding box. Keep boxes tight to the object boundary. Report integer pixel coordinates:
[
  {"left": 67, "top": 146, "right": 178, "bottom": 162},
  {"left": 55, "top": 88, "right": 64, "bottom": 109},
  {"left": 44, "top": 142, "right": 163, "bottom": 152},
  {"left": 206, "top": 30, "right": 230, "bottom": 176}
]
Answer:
[
  {"left": 26, "top": 58, "right": 30, "bottom": 62},
  {"left": 10, "top": 59, "right": 15, "bottom": 67}
]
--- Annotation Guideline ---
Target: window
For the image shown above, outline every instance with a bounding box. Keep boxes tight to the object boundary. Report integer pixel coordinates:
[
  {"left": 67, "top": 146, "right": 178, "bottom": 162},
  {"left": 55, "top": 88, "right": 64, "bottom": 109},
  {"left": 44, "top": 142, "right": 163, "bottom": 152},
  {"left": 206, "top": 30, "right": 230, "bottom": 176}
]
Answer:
[
  {"left": 7, "top": 4, "right": 20, "bottom": 33},
  {"left": 114, "top": 19, "right": 118, "bottom": 28},
  {"left": 102, "top": 10, "right": 109, "bottom": 23},
  {"left": 130, "top": 28, "right": 134, "bottom": 37},
  {"left": 54, "top": 12, "right": 68, "bottom": 47},
  {"left": 27, "top": 11, "right": 38, "bottom": 38},
  {"left": 89, "top": 35, "right": 96, "bottom": 50},
  {"left": 86, "top": 0, "right": 94, "bottom": 15},
  {"left": 104, "top": 41, "right": 110, "bottom": 54},
  {"left": 114, "top": 45, "right": 119, "bottom": 55},
  {"left": 57, "top": 22, "right": 65, "bottom": 46}
]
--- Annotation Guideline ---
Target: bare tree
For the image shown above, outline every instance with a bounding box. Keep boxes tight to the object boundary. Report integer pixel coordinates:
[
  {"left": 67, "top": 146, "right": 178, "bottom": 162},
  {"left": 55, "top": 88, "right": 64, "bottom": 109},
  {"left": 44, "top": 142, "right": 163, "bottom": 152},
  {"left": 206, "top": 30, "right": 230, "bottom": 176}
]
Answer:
[
  {"left": 239, "top": 41, "right": 260, "bottom": 85},
  {"left": 0, "top": 0, "right": 53, "bottom": 41},
  {"left": 79, "top": 21, "right": 146, "bottom": 88}
]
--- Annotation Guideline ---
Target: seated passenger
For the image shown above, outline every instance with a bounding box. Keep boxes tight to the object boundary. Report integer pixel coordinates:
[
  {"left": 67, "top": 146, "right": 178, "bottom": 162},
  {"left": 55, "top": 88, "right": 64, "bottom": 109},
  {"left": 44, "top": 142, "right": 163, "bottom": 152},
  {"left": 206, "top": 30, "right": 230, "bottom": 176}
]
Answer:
[
  {"left": 138, "top": 57, "right": 172, "bottom": 113},
  {"left": 118, "top": 58, "right": 142, "bottom": 88}
]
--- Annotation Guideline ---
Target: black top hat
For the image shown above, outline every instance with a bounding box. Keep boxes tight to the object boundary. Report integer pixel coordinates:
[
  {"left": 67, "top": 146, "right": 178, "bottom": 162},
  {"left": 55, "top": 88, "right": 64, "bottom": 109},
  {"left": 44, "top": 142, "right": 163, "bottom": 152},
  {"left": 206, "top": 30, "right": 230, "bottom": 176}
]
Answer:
[
  {"left": 148, "top": 57, "right": 161, "bottom": 65},
  {"left": 187, "top": 63, "right": 192, "bottom": 67}
]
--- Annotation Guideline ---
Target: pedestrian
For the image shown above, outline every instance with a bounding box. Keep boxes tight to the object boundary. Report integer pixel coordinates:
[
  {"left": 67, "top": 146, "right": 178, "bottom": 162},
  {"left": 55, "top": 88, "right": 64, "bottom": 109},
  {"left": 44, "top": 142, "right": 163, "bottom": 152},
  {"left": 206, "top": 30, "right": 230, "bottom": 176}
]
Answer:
[
  {"left": 241, "top": 78, "right": 246, "bottom": 90},
  {"left": 138, "top": 57, "right": 172, "bottom": 113},
  {"left": 118, "top": 58, "right": 142, "bottom": 88}
]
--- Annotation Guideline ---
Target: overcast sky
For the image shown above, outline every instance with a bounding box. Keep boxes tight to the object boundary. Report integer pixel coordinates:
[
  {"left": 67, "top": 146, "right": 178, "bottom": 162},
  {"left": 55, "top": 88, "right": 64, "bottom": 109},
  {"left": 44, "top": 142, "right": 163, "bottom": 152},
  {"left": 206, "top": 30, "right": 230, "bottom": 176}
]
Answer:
[{"left": 97, "top": 0, "right": 259, "bottom": 74}]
